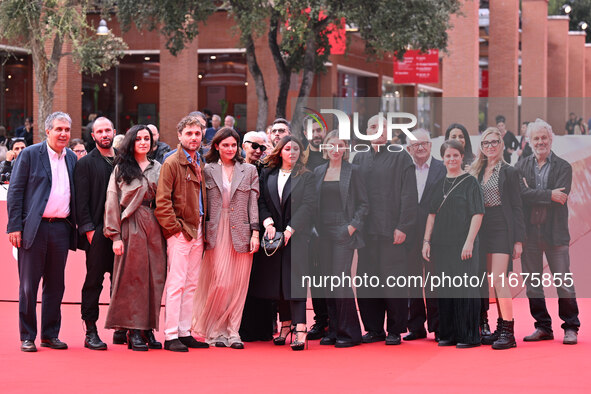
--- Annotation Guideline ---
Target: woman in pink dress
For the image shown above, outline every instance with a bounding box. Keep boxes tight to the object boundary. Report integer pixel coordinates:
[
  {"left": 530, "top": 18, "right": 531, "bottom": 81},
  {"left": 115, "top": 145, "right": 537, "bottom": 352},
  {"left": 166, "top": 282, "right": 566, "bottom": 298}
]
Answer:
[{"left": 192, "top": 127, "right": 260, "bottom": 349}]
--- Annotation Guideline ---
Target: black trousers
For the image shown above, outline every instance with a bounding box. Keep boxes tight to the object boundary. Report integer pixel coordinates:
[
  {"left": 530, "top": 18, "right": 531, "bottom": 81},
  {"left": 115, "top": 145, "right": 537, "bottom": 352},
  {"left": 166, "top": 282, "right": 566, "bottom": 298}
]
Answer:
[
  {"left": 278, "top": 298, "right": 306, "bottom": 325},
  {"left": 318, "top": 223, "right": 362, "bottom": 343},
  {"left": 81, "top": 224, "right": 114, "bottom": 322},
  {"left": 309, "top": 234, "right": 328, "bottom": 325},
  {"left": 18, "top": 221, "right": 70, "bottom": 341},
  {"left": 357, "top": 238, "right": 408, "bottom": 335},
  {"left": 407, "top": 241, "right": 439, "bottom": 333},
  {"left": 239, "top": 295, "right": 274, "bottom": 341},
  {"left": 522, "top": 227, "right": 580, "bottom": 332}
]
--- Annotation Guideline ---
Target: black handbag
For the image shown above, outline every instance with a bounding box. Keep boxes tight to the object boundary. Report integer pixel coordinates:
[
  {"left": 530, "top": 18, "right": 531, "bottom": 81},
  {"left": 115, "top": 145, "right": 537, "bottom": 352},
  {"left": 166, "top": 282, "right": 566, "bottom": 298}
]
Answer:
[{"left": 262, "top": 232, "right": 284, "bottom": 256}]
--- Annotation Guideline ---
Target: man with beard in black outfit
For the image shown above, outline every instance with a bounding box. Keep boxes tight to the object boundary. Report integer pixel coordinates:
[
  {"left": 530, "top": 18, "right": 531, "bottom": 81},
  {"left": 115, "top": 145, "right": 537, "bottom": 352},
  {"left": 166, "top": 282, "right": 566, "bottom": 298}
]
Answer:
[
  {"left": 302, "top": 117, "right": 330, "bottom": 339},
  {"left": 74, "top": 117, "right": 121, "bottom": 350},
  {"left": 353, "top": 115, "right": 418, "bottom": 345}
]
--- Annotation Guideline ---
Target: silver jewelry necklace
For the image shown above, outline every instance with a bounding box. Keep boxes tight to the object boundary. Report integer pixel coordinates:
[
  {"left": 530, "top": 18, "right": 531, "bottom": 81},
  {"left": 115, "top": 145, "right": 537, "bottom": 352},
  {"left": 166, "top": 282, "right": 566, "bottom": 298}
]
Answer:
[{"left": 443, "top": 175, "right": 460, "bottom": 199}]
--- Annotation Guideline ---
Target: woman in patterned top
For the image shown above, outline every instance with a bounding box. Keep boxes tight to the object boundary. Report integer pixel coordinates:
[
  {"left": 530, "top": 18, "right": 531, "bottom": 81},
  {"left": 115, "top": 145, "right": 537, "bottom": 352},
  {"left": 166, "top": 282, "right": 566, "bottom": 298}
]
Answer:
[{"left": 470, "top": 127, "right": 525, "bottom": 350}]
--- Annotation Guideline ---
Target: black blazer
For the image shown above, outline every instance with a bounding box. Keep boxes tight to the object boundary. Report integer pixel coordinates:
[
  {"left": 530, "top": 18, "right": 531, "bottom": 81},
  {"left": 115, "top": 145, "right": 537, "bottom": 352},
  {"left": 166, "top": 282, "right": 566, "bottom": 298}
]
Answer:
[
  {"left": 414, "top": 158, "right": 446, "bottom": 244},
  {"left": 7, "top": 142, "right": 77, "bottom": 250},
  {"left": 515, "top": 152, "right": 571, "bottom": 246},
  {"left": 352, "top": 145, "right": 418, "bottom": 239},
  {"left": 249, "top": 167, "right": 316, "bottom": 300},
  {"left": 477, "top": 162, "right": 526, "bottom": 247},
  {"left": 313, "top": 161, "right": 368, "bottom": 249},
  {"left": 74, "top": 148, "right": 116, "bottom": 251}
]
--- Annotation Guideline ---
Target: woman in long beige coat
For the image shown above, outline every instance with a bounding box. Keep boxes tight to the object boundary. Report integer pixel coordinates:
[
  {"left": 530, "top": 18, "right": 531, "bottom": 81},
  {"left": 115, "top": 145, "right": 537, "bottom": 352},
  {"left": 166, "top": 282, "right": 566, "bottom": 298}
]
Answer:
[
  {"left": 192, "top": 127, "right": 259, "bottom": 349},
  {"left": 103, "top": 125, "right": 166, "bottom": 351}
]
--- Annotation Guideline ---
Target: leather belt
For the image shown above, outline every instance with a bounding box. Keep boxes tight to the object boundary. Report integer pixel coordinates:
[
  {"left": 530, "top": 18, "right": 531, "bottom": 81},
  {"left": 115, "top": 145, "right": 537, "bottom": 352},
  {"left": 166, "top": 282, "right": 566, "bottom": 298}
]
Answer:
[
  {"left": 141, "top": 200, "right": 155, "bottom": 209},
  {"left": 42, "top": 217, "right": 69, "bottom": 223}
]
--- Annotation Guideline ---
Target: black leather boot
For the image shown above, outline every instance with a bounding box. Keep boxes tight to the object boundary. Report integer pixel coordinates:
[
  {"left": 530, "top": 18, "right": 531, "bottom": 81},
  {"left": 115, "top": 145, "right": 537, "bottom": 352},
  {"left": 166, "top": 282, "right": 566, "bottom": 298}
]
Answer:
[
  {"left": 113, "top": 329, "right": 128, "bottom": 344},
  {"left": 479, "top": 312, "right": 492, "bottom": 337},
  {"left": 127, "top": 330, "right": 148, "bottom": 351},
  {"left": 481, "top": 318, "right": 502, "bottom": 345},
  {"left": 492, "top": 320, "right": 517, "bottom": 350},
  {"left": 84, "top": 321, "right": 107, "bottom": 350},
  {"left": 141, "top": 329, "right": 162, "bottom": 349}
]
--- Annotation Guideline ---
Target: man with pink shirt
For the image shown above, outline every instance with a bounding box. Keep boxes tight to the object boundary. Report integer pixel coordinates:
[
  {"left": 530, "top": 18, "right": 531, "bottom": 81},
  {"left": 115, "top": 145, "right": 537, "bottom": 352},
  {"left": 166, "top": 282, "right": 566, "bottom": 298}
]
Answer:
[{"left": 7, "top": 112, "right": 78, "bottom": 352}]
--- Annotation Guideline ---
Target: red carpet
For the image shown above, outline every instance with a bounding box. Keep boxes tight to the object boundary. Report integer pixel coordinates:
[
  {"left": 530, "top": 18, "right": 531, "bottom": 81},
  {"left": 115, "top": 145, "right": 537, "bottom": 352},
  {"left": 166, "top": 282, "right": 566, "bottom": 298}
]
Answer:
[{"left": 0, "top": 298, "right": 588, "bottom": 393}]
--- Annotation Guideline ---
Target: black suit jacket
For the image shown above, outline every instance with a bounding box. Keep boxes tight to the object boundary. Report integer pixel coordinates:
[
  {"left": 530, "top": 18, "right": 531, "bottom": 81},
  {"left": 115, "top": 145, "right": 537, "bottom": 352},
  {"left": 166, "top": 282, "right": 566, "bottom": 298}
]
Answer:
[
  {"left": 352, "top": 146, "right": 418, "bottom": 240},
  {"left": 477, "top": 162, "right": 526, "bottom": 247},
  {"left": 250, "top": 167, "right": 316, "bottom": 300},
  {"left": 7, "top": 142, "right": 77, "bottom": 250},
  {"left": 74, "top": 148, "right": 116, "bottom": 251},
  {"left": 313, "top": 161, "right": 368, "bottom": 249},
  {"left": 515, "top": 151, "right": 571, "bottom": 246}
]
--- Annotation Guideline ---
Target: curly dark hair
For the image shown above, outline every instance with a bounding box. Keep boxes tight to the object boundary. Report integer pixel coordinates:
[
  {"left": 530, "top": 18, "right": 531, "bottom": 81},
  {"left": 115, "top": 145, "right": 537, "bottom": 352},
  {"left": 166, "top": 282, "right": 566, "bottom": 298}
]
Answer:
[
  {"left": 263, "top": 135, "right": 308, "bottom": 176},
  {"left": 204, "top": 127, "right": 244, "bottom": 163},
  {"left": 115, "top": 125, "right": 153, "bottom": 184}
]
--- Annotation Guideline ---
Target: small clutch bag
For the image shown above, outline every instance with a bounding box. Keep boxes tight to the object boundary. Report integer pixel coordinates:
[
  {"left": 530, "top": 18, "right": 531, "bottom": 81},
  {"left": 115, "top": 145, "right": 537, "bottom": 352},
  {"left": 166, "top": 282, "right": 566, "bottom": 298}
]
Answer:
[{"left": 262, "top": 232, "right": 284, "bottom": 256}]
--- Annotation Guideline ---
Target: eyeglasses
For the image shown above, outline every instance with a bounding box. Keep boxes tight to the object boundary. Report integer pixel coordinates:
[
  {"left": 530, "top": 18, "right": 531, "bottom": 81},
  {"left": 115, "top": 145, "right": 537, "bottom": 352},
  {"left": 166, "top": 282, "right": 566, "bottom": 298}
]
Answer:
[
  {"left": 409, "top": 141, "right": 431, "bottom": 149},
  {"left": 271, "top": 128, "right": 288, "bottom": 134},
  {"left": 73, "top": 149, "right": 87, "bottom": 155},
  {"left": 481, "top": 140, "right": 501, "bottom": 148},
  {"left": 245, "top": 141, "right": 267, "bottom": 152}
]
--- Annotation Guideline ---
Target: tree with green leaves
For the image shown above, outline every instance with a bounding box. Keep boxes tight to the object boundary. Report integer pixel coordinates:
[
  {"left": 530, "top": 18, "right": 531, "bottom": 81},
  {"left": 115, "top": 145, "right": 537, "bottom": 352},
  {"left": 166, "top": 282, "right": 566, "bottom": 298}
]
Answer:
[
  {"left": 548, "top": 0, "right": 591, "bottom": 42},
  {"left": 0, "top": 0, "right": 127, "bottom": 139},
  {"left": 116, "top": 0, "right": 460, "bottom": 131}
]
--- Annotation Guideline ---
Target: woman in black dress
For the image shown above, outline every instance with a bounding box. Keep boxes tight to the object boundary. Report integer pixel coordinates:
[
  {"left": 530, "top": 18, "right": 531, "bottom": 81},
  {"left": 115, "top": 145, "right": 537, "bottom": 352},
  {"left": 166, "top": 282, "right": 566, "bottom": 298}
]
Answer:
[
  {"left": 314, "top": 130, "right": 367, "bottom": 347},
  {"left": 445, "top": 123, "right": 475, "bottom": 169},
  {"left": 248, "top": 136, "right": 315, "bottom": 351},
  {"left": 470, "top": 127, "right": 525, "bottom": 349},
  {"left": 422, "top": 139, "right": 484, "bottom": 348}
]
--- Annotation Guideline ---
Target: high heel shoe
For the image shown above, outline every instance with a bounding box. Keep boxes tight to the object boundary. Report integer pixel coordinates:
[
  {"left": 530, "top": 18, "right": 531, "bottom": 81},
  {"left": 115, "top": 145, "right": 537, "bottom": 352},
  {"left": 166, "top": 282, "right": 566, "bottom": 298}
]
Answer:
[
  {"left": 141, "top": 329, "right": 162, "bottom": 349},
  {"left": 273, "top": 324, "right": 293, "bottom": 346},
  {"left": 127, "top": 330, "right": 148, "bottom": 351},
  {"left": 291, "top": 329, "right": 308, "bottom": 351}
]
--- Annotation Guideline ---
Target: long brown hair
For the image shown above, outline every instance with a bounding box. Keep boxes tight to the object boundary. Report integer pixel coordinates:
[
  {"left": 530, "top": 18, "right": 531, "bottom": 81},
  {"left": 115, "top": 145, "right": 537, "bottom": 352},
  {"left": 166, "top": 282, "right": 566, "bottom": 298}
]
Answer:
[
  {"left": 204, "top": 127, "right": 244, "bottom": 164},
  {"left": 469, "top": 127, "right": 505, "bottom": 178},
  {"left": 263, "top": 136, "right": 308, "bottom": 176}
]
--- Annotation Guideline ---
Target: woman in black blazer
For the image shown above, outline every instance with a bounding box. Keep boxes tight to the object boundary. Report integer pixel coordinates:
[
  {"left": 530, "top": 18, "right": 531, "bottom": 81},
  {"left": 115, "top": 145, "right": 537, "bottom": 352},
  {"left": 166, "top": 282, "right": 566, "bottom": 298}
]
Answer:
[
  {"left": 248, "top": 136, "right": 315, "bottom": 351},
  {"left": 470, "top": 127, "right": 525, "bottom": 350},
  {"left": 313, "top": 131, "right": 368, "bottom": 347}
]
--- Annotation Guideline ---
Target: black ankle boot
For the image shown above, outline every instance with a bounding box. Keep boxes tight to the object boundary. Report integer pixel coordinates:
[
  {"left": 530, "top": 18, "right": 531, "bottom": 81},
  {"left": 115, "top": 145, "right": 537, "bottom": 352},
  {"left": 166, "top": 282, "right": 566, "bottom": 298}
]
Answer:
[
  {"left": 141, "top": 329, "right": 162, "bottom": 349},
  {"left": 113, "top": 329, "right": 128, "bottom": 344},
  {"left": 127, "top": 330, "right": 148, "bottom": 351},
  {"left": 481, "top": 318, "right": 502, "bottom": 345},
  {"left": 479, "top": 313, "right": 492, "bottom": 337},
  {"left": 492, "top": 320, "right": 517, "bottom": 350},
  {"left": 84, "top": 321, "right": 107, "bottom": 350}
]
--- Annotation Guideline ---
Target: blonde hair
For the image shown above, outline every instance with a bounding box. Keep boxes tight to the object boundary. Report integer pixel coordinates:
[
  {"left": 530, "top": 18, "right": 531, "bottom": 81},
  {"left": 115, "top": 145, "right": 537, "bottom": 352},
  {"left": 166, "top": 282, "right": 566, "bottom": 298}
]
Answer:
[
  {"left": 321, "top": 130, "right": 350, "bottom": 161},
  {"left": 470, "top": 127, "right": 505, "bottom": 178}
]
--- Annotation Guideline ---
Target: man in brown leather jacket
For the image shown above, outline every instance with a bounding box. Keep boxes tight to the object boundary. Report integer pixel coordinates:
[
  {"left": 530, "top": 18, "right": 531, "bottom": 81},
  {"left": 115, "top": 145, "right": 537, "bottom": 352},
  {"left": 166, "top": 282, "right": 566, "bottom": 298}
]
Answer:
[{"left": 155, "top": 114, "right": 209, "bottom": 352}]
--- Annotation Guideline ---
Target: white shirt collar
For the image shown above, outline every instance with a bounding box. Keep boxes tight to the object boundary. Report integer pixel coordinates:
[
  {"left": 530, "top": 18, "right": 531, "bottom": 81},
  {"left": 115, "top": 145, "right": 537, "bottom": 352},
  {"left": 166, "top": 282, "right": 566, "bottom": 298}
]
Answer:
[
  {"left": 413, "top": 155, "right": 432, "bottom": 170},
  {"left": 46, "top": 142, "right": 65, "bottom": 160}
]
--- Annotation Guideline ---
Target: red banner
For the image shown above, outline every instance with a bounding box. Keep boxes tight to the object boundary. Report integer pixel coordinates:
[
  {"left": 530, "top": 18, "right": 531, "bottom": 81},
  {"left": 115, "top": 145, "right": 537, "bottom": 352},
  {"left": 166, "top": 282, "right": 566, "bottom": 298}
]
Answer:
[{"left": 393, "top": 49, "right": 439, "bottom": 84}]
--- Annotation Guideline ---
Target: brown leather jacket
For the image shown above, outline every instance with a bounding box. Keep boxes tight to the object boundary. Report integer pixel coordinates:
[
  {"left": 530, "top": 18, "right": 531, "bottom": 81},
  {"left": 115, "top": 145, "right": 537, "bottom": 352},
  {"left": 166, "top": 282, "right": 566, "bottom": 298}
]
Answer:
[{"left": 155, "top": 146, "right": 207, "bottom": 240}]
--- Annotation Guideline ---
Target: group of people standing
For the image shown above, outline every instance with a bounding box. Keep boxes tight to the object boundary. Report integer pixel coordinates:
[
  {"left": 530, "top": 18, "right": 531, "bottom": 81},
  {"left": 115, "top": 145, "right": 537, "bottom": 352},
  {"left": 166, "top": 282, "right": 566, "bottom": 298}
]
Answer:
[{"left": 6, "top": 110, "right": 580, "bottom": 354}]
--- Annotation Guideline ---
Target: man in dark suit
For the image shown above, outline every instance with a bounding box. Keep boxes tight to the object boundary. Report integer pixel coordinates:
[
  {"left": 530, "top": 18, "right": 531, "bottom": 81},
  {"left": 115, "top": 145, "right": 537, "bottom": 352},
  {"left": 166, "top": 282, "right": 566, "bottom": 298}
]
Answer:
[
  {"left": 7, "top": 111, "right": 77, "bottom": 352},
  {"left": 74, "top": 117, "right": 116, "bottom": 350},
  {"left": 404, "top": 129, "right": 445, "bottom": 342},
  {"left": 515, "top": 118, "right": 580, "bottom": 345},
  {"left": 353, "top": 115, "right": 418, "bottom": 345}
]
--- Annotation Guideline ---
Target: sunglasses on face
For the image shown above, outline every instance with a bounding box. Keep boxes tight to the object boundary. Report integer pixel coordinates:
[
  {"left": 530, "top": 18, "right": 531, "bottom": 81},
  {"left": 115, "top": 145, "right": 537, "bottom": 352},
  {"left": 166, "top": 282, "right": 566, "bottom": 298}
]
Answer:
[
  {"left": 245, "top": 141, "right": 267, "bottom": 152},
  {"left": 481, "top": 140, "right": 501, "bottom": 148}
]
